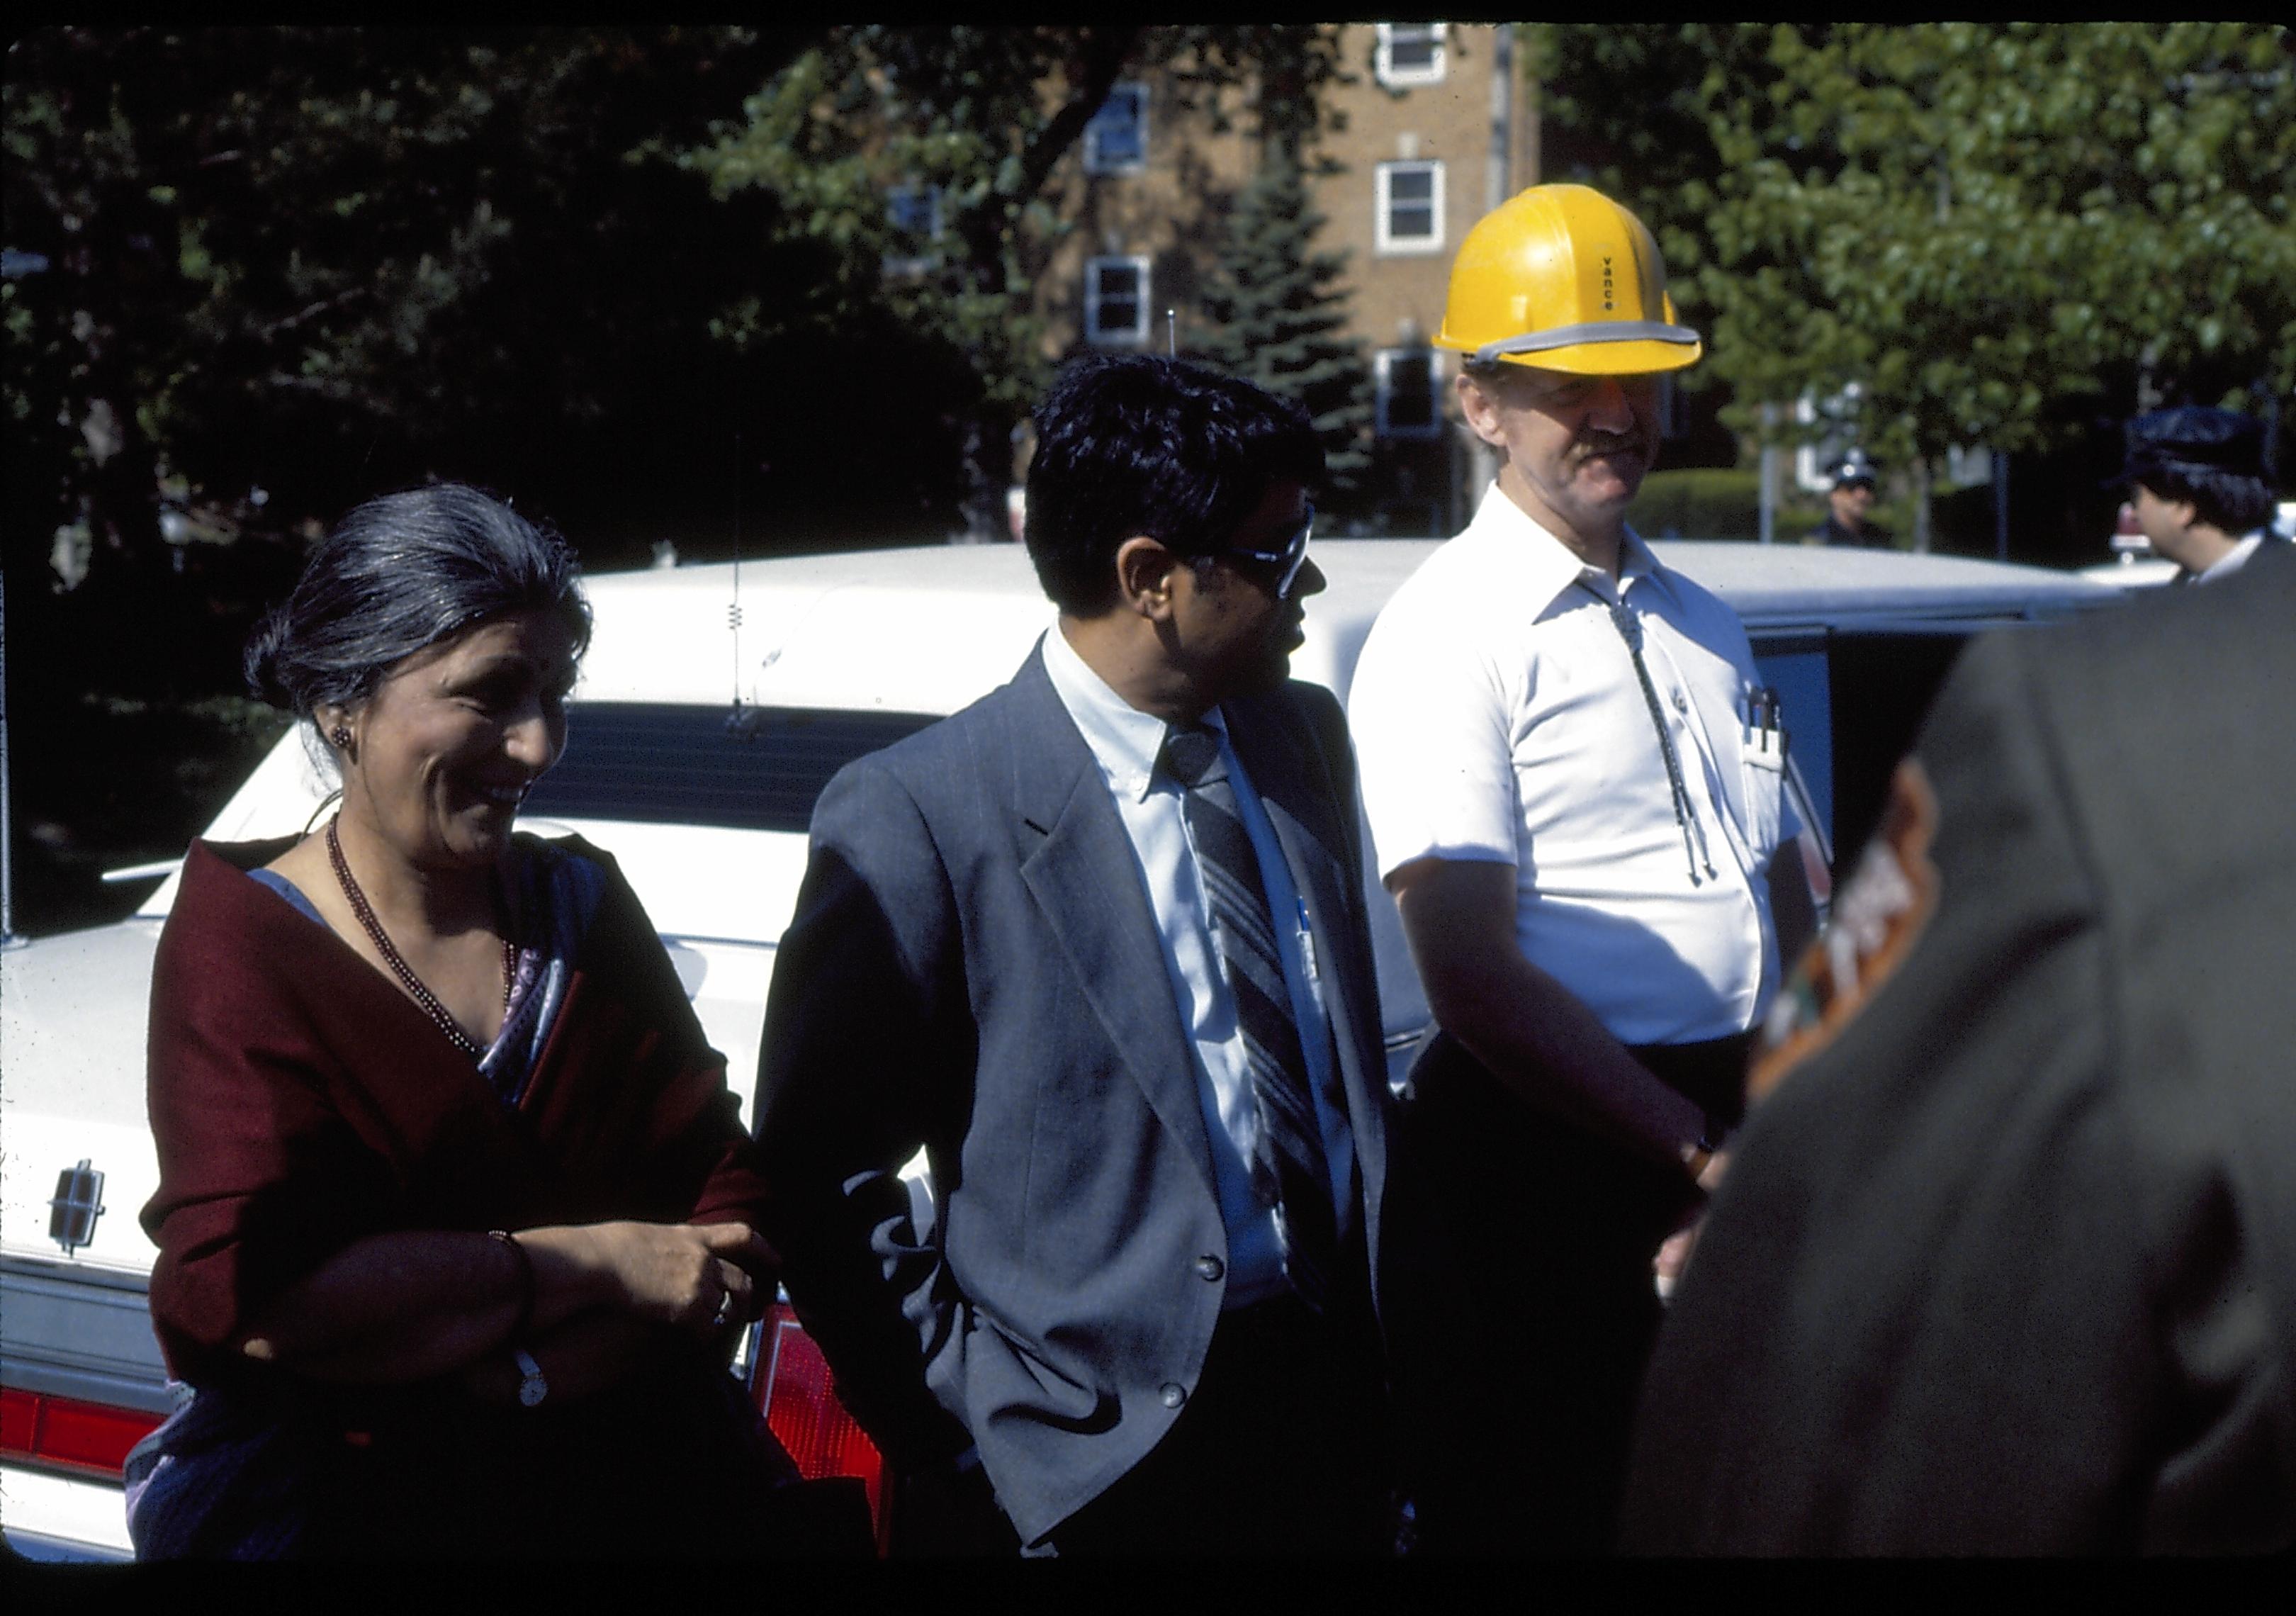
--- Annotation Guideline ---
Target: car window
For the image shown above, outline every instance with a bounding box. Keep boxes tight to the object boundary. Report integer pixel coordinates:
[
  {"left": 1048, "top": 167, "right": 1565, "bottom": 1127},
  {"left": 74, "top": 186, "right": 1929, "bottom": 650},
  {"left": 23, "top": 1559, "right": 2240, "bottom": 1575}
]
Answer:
[
  {"left": 1822, "top": 628, "right": 1979, "bottom": 866},
  {"left": 527, "top": 703, "right": 940, "bottom": 832}
]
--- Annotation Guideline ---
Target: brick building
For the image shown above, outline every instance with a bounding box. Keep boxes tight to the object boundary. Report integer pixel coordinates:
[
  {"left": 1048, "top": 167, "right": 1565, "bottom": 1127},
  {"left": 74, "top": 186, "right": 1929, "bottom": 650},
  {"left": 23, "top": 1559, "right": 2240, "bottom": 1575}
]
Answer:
[{"left": 1025, "top": 24, "right": 1539, "bottom": 536}]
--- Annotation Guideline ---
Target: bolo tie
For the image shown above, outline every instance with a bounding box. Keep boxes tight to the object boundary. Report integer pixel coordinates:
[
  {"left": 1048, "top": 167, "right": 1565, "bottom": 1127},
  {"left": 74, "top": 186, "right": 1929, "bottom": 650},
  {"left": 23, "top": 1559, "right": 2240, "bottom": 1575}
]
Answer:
[{"left": 1577, "top": 578, "right": 1716, "bottom": 887}]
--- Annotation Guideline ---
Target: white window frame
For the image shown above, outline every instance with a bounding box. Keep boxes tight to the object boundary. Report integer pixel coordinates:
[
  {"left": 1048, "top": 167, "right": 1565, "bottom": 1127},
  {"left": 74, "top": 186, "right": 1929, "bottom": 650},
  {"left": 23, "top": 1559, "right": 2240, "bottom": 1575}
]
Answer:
[
  {"left": 1375, "top": 159, "right": 1446, "bottom": 255},
  {"left": 1375, "top": 348, "right": 1445, "bottom": 439},
  {"left": 1793, "top": 383, "right": 1863, "bottom": 493},
  {"left": 1083, "top": 82, "right": 1149, "bottom": 175},
  {"left": 1375, "top": 23, "right": 1448, "bottom": 89},
  {"left": 1084, "top": 254, "right": 1152, "bottom": 347}
]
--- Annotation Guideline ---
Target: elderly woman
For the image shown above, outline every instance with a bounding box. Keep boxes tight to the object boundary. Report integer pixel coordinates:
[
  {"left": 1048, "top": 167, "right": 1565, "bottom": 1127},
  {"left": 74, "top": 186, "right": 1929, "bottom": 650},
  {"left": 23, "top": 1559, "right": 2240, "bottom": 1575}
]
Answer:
[{"left": 130, "top": 485, "right": 814, "bottom": 1558}]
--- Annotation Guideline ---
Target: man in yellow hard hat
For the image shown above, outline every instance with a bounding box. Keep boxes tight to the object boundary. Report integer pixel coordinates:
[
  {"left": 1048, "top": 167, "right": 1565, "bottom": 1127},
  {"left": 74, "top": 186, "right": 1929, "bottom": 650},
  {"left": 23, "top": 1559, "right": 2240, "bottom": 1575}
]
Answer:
[{"left": 1348, "top": 184, "right": 1817, "bottom": 1554}]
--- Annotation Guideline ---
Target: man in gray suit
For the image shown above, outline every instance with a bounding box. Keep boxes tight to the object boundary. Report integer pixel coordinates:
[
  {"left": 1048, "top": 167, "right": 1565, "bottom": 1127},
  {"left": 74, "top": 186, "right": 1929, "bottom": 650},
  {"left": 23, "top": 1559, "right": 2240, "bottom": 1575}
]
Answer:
[{"left": 754, "top": 355, "right": 1401, "bottom": 1556}]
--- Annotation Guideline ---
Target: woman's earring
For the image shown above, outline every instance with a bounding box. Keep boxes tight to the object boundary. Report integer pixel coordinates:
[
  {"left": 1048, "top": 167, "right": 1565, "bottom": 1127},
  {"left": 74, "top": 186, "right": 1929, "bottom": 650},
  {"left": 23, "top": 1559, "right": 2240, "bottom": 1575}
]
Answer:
[{"left": 330, "top": 725, "right": 353, "bottom": 751}]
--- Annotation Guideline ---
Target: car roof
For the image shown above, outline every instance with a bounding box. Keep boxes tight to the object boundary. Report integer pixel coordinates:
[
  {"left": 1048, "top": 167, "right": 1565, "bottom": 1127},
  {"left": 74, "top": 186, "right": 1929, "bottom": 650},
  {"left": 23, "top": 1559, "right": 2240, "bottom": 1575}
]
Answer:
[{"left": 574, "top": 539, "right": 2121, "bottom": 714}]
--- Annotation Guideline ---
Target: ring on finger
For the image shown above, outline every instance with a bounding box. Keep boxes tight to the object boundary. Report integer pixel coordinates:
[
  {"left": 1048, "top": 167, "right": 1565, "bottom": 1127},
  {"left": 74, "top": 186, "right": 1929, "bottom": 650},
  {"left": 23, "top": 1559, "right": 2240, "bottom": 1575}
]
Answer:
[{"left": 712, "top": 1287, "right": 737, "bottom": 1328}]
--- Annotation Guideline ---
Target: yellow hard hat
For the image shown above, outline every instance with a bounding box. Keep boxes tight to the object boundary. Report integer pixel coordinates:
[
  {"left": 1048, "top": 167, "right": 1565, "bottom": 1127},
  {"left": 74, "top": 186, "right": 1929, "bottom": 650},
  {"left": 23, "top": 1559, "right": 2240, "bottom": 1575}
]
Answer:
[{"left": 1435, "top": 184, "right": 1701, "bottom": 376}]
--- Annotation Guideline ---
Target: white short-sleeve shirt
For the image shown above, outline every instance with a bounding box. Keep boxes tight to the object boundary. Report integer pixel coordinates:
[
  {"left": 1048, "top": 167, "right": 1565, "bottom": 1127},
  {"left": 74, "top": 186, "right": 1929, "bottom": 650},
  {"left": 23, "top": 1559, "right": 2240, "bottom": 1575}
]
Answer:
[{"left": 1349, "top": 484, "right": 1802, "bottom": 1045}]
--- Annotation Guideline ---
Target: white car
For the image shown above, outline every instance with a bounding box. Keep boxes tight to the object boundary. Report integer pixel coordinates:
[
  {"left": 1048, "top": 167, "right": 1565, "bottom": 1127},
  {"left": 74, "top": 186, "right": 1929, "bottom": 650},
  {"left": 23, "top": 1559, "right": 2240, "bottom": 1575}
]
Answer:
[{"left": 0, "top": 539, "right": 2121, "bottom": 1559}]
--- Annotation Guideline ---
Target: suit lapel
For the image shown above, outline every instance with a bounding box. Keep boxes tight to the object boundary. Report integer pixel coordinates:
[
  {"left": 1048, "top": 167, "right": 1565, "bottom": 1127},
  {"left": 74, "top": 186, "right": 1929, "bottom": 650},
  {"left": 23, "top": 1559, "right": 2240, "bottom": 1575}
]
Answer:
[{"left": 1003, "top": 649, "right": 1218, "bottom": 1194}]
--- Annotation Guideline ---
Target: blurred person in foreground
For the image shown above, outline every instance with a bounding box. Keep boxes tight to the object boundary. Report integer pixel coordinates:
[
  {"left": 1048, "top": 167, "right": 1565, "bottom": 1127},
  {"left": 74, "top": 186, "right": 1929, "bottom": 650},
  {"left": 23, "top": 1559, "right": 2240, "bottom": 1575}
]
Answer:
[
  {"left": 1348, "top": 183, "right": 1816, "bottom": 1554},
  {"left": 130, "top": 484, "right": 856, "bottom": 1558},
  {"left": 1619, "top": 540, "right": 2296, "bottom": 1554},
  {"left": 2116, "top": 405, "right": 2284, "bottom": 584},
  {"left": 755, "top": 356, "right": 1407, "bottom": 1556},
  {"left": 1806, "top": 449, "right": 1891, "bottom": 549}
]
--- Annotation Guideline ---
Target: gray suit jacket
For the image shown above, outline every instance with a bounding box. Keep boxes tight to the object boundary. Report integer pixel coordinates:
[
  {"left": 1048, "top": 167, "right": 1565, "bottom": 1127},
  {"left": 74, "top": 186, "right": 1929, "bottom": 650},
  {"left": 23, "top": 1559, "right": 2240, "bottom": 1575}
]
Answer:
[{"left": 753, "top": 643, "right": 1397, "bottom": 1548}]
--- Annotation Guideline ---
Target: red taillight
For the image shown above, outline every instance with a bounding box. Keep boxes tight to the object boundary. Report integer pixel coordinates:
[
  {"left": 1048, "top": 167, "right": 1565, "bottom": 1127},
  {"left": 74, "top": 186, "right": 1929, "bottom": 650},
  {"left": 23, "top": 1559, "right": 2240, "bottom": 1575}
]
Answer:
[
  {"left": 0, "top": 1387, "right": 163, "bottom": 1478},
  {"left": 752, "top": 1303, "right": 890, "bottom": 1552}
]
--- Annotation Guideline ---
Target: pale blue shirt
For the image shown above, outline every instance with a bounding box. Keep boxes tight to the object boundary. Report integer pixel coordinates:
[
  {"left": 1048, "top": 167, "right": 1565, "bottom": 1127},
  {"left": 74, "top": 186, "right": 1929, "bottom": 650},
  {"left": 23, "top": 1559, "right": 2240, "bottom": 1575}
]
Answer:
[{"left": 1040, "top": 624, "right": 1355, "bottom": 1311}]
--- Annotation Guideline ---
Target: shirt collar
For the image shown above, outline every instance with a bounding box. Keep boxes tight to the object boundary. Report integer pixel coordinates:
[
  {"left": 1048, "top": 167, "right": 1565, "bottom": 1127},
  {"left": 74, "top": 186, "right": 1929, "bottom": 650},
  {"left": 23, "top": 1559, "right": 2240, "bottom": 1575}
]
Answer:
[
  {"left": 1465, "top": 481, "right": 1674, "bottom": 612},
  {"left": 2195, "top": 532, "right": 2266, "bottom": 583},
  {"left": 1040, "top": 623, "right": 1226, "bottom": 804}
]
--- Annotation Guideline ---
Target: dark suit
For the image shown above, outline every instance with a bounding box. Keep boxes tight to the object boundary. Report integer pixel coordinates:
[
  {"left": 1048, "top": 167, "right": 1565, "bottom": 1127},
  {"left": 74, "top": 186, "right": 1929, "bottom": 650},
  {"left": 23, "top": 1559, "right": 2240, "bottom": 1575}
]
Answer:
[
  {"left": 1619, "top": 541, "right": 2296, "bottom": 1554},
  {"left": 1806, "top": 513, "right": 1893, "bottom": 549},
  {"left": 753, "top": 643, "right": 1400, "bottom": 1552}
]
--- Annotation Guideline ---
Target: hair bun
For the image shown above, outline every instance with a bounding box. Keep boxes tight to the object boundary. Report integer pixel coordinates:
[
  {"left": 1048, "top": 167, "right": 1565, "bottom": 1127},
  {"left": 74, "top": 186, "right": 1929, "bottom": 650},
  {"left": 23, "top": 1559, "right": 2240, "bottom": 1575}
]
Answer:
[{"left": 242, "top": 607, "right": 296, "bottom": 709}]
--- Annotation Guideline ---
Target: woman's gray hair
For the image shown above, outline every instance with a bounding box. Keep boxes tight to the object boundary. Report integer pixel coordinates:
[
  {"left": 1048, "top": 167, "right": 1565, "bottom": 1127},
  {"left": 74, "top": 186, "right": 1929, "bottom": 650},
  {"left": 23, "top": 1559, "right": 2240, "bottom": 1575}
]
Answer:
[{"left": 244, "top": 483, "right": 592, "bottom": 734}]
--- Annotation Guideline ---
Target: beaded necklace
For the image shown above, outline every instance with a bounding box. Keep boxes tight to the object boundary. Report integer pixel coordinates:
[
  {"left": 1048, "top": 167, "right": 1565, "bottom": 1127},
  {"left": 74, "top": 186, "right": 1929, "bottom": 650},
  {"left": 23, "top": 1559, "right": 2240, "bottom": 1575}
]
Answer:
[{"left": 326, "top": 817, "right": 516, "bottom": 1060}]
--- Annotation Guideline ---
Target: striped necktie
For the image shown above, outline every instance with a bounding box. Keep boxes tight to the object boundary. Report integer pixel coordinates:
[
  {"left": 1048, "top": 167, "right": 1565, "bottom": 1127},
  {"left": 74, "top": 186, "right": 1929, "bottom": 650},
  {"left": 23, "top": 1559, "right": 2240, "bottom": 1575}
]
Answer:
[{"left": 1160, "top": 722, "right": 1336, "bottom": 1313}]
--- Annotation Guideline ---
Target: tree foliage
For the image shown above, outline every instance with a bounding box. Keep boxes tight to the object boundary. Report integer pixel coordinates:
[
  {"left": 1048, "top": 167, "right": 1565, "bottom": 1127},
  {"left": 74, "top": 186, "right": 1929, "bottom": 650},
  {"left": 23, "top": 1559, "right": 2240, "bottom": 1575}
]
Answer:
[
  {"left": 1195, "top": 145, "right": 1372, "bottom": 500},
  {"left": 685, "top": 26, "right": 1347, "bottom": 534},
  {"left": 5, "top": 26, "right": 838, "bottom": 599},
  {"left": 1537, "top": 23, "right": 2296, "bottom": 512}
]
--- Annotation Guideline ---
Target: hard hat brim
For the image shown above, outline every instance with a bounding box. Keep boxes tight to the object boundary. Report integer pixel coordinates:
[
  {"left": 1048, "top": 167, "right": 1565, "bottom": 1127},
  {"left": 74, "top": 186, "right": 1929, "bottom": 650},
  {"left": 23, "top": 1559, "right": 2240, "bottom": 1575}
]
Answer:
[{"left": 1461, "top": 335, "right": 1704, "bottom": 377}]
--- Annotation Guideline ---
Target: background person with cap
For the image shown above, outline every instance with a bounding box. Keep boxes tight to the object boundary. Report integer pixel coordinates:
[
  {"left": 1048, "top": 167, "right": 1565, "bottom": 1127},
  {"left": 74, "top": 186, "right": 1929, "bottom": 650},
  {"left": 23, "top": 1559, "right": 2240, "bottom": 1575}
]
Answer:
[
  {"left": 2117, "top": 405, "right": 2284, "bottom": 584},
  {"left": 1347, "top": 183, "right": 1816, "bottom": 1554},
  {"left": 1807, "top": 449, "right": 1893, "bottom": 548}
]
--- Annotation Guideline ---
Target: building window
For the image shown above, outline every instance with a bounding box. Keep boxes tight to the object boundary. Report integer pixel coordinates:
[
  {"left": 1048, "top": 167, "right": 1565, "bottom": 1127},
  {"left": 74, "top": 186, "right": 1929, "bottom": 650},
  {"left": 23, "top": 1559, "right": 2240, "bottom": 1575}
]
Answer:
[
  {"left": 1376, "top": 160, "right": 1445, "bottom": 254},
  {"left": 1084, "top": 82, "right": 1149, "bottom": 174},
  {"left": 1376, "top": 349, "right": 1444, "bottom": 439},
  {"left": 883, "top": 183, "right": 944, "bottom": 276},
  {"left": 887, "top": 183, "right": 942, "bottom": 241},
  {"left": 1792, "top": 383, "right": 1863, "bottom": 493},
  {"left": 1375, "top": 23, "right": 1447, "bottom": 89},
  {"left": 1085, "top": 255, "right": 1152, "bottom": 346}
]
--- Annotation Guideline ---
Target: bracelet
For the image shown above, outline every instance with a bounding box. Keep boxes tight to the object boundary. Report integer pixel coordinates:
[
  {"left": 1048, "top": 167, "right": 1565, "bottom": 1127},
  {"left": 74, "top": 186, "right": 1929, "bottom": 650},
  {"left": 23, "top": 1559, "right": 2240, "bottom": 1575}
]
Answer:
[{"left": 488, "top": 1229, "right": 535, "bottom": 1341}]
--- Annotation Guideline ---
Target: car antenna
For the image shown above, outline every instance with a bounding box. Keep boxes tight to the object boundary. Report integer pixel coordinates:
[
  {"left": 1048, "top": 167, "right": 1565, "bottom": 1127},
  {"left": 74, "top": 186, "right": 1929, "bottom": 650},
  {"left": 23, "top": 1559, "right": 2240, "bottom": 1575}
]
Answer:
[
  {"left": 0, "top": 571, "right": 22, "bottom": 949},
  {"left": 726, "top": 430, "right": 759, "bottom": 737}
]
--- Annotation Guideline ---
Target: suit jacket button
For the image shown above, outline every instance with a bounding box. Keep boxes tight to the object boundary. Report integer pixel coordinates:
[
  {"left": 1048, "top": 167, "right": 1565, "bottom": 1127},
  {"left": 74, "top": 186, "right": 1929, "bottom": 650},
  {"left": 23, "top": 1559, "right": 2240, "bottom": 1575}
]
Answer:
[
  {"left": 1161, "top": 1383, "right": 1187, "bottom": 1410},
  {"left": 1195, "top": 1255, "right": 1224, "bottom": 1281}
]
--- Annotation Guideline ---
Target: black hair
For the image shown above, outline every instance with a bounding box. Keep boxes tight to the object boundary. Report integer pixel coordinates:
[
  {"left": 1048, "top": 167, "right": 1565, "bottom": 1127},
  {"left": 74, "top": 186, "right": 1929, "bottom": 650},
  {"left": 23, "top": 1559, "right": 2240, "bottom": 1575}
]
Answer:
[
  {"left": 2134, "top": 460, "right": 2277, "bottom": 537},
  {"left": 1023, "top": 354, "right": 1324, "bottom": 615},
  {"left": 244, "top": 483, "right": 592, "bottom": 738}
]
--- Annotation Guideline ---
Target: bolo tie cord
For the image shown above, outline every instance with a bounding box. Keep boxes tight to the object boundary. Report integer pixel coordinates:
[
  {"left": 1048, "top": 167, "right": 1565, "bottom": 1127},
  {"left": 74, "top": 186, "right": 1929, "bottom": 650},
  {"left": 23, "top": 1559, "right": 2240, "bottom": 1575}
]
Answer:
[{"left": 1582, "top": 583, "right": 1716, "bottom": 887}]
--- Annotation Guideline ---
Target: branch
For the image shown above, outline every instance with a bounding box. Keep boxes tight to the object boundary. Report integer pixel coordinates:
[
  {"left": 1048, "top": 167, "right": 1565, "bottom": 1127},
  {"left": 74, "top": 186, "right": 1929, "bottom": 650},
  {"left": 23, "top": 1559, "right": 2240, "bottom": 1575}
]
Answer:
[
  {"left": 259, "top": 286, "right": 371, "bottom": 342},
  {"left": 1013, "top": 26, "right": 1142, "bottom": 206}
]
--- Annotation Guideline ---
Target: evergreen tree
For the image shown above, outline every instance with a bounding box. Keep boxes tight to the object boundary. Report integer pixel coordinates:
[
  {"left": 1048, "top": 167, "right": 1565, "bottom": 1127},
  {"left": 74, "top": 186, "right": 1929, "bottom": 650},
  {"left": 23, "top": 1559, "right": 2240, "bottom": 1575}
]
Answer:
[{"left": 1197, "top": 144, "right": 1373, "bottom": 505}]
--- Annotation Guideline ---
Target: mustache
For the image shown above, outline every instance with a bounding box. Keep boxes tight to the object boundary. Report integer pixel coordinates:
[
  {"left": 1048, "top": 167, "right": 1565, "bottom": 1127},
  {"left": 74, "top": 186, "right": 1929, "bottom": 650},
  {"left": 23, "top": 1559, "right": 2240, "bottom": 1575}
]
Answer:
[{"left": 1575, "top": 427, "right": 1653, "bottom": 456}]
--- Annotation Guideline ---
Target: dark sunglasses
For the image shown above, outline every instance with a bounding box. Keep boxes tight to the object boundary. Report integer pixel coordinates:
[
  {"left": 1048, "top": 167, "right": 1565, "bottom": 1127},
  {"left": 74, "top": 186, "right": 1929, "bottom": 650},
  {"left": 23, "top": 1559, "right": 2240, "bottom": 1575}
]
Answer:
[{"left": 1207, "top": 504, "right": 1315, "bottom": 597}]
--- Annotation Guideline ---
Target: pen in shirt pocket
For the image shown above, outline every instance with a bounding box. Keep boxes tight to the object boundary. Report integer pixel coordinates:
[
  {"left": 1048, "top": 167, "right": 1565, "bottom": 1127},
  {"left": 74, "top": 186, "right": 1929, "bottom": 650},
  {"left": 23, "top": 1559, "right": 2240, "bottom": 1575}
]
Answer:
[{"left": 1747, "top": 685, "right": 1785, "bottom": 759}]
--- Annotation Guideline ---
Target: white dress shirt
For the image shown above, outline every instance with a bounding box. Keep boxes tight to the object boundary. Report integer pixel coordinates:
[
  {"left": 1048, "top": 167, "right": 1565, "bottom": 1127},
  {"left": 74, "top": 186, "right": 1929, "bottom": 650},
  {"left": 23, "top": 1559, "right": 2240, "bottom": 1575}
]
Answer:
[
  {"left": 1040, "top": 624, "right": 1354, "bottom": 1310},
  {"left": 1348, "top": 484, "right": 1801, "bottom": 1045}
]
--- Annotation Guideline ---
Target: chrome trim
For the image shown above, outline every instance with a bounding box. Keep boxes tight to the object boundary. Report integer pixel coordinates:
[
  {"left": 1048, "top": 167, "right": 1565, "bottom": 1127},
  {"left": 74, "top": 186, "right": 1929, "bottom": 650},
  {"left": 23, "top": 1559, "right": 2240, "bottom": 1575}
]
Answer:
[
  {"left": 1, "top": 1525, "right": 133, "bottom": 1564},
  {"left": 0, "top": 1256, "right": 171, "bottom": 1415}
]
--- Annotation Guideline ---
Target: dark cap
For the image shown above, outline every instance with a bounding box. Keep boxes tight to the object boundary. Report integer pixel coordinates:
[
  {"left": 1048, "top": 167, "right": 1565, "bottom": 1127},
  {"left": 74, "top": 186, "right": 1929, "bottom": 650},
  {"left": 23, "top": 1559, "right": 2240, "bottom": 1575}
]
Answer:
[
  {"left": 1828, "top": 449, "right": 1878, "bottom": 488},
  {"left": 2113, "top": 406, "right": 2266, "bottom": 487}
]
